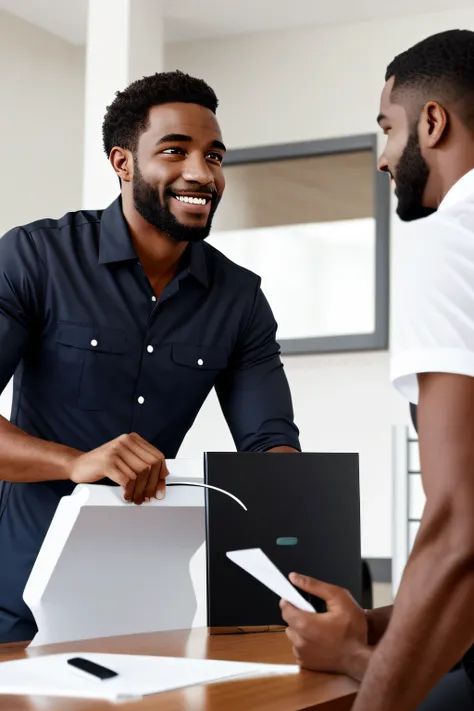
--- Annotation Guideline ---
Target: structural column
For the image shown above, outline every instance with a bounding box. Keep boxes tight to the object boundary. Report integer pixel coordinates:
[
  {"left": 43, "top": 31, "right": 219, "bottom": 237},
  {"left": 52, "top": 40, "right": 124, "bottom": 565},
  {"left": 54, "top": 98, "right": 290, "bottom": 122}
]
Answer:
[{"left": 82, "top": 0, "right": 164, "bottom": 208}]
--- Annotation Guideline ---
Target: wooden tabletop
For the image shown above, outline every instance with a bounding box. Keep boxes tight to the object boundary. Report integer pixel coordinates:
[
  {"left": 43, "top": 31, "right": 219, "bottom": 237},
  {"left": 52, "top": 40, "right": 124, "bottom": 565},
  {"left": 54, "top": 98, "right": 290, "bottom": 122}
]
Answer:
[{"left": 0, "top": 628, "right": 358, "bottom": 711}]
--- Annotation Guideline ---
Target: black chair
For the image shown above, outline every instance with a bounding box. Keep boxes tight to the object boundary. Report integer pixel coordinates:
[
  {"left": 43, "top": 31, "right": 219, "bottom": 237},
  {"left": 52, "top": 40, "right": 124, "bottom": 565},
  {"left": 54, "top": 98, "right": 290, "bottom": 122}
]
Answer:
[{"left": 361, "top": 559, "right": 373, "bottom": 609}]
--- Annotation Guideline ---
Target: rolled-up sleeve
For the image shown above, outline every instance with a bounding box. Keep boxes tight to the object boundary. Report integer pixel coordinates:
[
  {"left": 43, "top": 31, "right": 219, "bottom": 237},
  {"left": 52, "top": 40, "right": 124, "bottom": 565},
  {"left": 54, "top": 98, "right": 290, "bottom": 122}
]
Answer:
[
  {"left": 0, "top": 228, "right": 43, "bottom": 394},
  {"left": 215, "top": 286, "right": 300, "bottom": 452}
]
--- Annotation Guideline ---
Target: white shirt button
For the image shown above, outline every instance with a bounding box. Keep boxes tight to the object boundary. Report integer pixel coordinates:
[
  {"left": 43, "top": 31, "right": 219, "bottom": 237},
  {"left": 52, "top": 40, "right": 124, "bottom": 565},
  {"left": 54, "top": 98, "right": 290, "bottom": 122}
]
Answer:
[
  {"left": 147, "top": 345, "right": 154, "bottom": 354},
  {"left": 91, "top": 339, "right": 98, "bottom": 347},
  {"left": 197, "top": 358, "right": 204, "bottom": 366},
  {"left": 151, "top": 296, "right": 157, "bottom": 302},
  {"left": 137, "top": 396, "right": 145, "bottom": 405}
]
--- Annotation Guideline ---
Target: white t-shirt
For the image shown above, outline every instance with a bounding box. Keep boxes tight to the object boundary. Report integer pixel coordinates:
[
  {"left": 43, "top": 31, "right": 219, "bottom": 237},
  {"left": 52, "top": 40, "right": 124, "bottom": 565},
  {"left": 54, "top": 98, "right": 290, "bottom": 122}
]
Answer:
[{"left": 391, "top": 169, "right": 474, "bottom": 403}]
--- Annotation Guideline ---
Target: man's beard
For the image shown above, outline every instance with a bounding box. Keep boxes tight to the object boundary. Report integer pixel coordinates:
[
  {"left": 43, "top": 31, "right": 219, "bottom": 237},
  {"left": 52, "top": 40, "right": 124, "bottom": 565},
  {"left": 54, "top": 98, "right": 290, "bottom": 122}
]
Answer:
[
  {"left": 132, "top": 163, "right": 219, "bottom": 243},
  {"left": 395, "top": 131, "right": 436, "bottom": 222}
]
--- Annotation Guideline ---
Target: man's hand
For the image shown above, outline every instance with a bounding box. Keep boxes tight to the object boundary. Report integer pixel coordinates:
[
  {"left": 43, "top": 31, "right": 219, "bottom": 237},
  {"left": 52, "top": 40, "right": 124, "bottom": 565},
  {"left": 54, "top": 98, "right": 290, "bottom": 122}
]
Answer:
[
  {"left": 69, "top": 432, "right": 169, "bottom": 505},
  {"left": 280, "top": 573, "right": 371, "bottom": 681}
]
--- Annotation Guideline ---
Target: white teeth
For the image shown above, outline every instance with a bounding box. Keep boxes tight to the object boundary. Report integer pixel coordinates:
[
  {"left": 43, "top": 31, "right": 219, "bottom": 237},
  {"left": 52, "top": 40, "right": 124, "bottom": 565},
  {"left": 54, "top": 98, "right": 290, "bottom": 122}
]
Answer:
[{"left": 175, "top": 196, "right": 207, "bottom": 205}]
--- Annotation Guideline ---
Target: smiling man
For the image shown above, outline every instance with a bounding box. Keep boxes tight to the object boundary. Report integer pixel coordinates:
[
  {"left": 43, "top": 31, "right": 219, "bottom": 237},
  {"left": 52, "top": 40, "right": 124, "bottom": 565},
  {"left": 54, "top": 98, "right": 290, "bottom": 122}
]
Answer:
[
  {"left": 0, "top": 70, "right": 300, "bottom": 643},
  {"left": 280, "top": 29, "right": 474, "bottom": 711}
]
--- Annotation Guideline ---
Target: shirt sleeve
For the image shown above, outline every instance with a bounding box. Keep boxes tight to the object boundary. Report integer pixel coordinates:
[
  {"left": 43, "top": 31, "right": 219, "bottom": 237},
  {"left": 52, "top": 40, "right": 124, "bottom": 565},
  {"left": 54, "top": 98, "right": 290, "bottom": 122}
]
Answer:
[
  {"left": 0, "top": 227, "right": 44, "bottom": 394},
  {"left": 391, "top": 210, "right": 474, "bottom": 404},
  {"left": 215, "top": 285, "right": 301, "bottom": 452}
]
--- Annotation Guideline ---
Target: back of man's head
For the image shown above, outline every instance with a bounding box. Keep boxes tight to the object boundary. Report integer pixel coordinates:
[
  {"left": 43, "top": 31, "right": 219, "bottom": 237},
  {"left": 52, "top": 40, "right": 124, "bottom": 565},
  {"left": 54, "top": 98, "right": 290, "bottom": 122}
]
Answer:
[{"left": 386, "top": 29, "right": 474, "bottom": 130}]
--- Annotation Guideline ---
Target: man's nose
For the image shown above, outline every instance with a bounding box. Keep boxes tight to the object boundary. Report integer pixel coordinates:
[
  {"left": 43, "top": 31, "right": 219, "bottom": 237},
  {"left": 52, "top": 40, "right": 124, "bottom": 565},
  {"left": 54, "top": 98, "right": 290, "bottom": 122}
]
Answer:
[{"left": 182, "top": 153, "right": 214, "bottom": 185}]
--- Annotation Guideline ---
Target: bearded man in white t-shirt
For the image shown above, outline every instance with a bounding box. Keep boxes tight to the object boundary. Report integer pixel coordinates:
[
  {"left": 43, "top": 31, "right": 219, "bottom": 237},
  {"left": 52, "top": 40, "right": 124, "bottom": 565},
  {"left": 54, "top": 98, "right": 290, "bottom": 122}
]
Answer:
[{"left": 279, "top": 29, "right": 474, "bottom": 711}]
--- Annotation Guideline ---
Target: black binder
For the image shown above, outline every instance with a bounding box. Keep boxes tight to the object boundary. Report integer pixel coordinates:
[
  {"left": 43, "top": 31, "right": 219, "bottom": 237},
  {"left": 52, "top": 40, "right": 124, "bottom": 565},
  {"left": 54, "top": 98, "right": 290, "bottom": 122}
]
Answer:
[{"left": 204, "top": 452, "right": 361, "bottom": 630}]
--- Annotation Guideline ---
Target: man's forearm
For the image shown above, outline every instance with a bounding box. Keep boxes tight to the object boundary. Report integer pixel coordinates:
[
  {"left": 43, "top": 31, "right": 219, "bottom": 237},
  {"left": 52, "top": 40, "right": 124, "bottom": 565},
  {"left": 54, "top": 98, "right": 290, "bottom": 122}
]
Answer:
[
  {"left": 340, "top": 608, "right": 392, "bottom": 681},
  {"left": 352, "top": 509, "right": 474, "bottom": 711},
  {"left": 0, "top": 416, "right": 80, "bottom": 482}
]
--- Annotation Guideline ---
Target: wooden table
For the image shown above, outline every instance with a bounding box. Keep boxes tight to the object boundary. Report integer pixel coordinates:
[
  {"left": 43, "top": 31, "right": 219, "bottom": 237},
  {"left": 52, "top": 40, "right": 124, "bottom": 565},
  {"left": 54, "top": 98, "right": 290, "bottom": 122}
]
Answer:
[{"left": 0, "top": 628, "right": 358, "bottom": 711}]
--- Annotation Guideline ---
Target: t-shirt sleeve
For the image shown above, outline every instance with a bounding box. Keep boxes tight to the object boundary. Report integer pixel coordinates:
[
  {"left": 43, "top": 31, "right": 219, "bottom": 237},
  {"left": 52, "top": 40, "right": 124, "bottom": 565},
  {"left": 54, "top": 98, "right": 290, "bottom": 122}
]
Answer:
[{"left": 390, "top": 210, "right": 474, "bottom": 404}]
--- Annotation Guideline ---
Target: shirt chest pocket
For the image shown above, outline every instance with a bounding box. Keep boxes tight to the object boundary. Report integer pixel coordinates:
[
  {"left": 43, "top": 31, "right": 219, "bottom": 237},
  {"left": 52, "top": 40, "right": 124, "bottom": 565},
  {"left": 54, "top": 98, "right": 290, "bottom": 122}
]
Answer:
[
  {"left": 171, "top": 345, "right": 228, "bottom": 370},
  {"left": 55, "top": 323, "right": 132, "bottom": 411},
  {"left": 169, "top": 344, "right": 229, "bottom": 399}
]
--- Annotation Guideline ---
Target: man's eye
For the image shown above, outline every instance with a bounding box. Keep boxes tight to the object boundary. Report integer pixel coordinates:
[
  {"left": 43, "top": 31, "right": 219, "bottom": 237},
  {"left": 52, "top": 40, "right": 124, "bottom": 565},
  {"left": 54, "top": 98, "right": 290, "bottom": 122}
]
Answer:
[
  {"left": 207, "top": 152, "right": 223, "bottom": 163},
  {"left": 162, "top": 148, "right": 185, "bottom": 155}
]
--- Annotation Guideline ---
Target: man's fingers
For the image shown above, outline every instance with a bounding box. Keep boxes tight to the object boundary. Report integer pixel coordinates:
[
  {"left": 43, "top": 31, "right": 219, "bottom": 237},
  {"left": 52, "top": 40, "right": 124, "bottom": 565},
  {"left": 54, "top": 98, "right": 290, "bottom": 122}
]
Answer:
[
  {"left": 127, "top": 433, "right": 167, "bottom": 470},
  {"left": 109, "top": 434, "right": 167, "bottom": 503},
  {"left": 107, "top": 458, "right": 138, "bottom": 497},
  {"left": 107, "top": 468, "right": 132, "bottom": 489},
  {"left": 124, "top": 434, "right": 167, "bottom": 495},
  {"left": 285, "top": 626, "right": 303, "bottom": 647},
  {"left": 130, "top": 468, "right": 152, "bottom": 505},
  {"left": 113, "top": 437, "right": 163, "bottom": 502},
  {"left": 156, "top": 473, "right": 166, "bottom": 499},
  {"left": 143, "top": 460, "right": 161, "bottom": 502},
  {"left": 285, "top": 629, "right": 304, "bottom": 665},
  {"left": 159, "top": 456, "right": 170, "bottom": 479},
  {"left": 289, "top": 572, "right": 345, "bottom": 610},
  {"left": 116, "top": 444, "right": 151, "bottom": 475},
  {"left": 280, "top": 600, "right": 313, "bottom": 630}
]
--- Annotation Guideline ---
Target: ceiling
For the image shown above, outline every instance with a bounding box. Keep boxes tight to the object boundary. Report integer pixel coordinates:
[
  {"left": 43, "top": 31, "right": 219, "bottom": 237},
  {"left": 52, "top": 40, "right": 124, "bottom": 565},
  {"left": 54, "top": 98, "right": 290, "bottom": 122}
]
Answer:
[{"left": 0, "top": 0, "right": 472, "bottom": 46}]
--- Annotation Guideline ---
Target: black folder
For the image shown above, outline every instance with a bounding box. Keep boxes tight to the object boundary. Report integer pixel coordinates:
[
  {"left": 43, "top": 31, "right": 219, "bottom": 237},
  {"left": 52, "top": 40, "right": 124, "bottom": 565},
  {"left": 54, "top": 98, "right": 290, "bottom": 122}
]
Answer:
[{"left": 204, "top": 452, "right": 361, "bottom": 631}]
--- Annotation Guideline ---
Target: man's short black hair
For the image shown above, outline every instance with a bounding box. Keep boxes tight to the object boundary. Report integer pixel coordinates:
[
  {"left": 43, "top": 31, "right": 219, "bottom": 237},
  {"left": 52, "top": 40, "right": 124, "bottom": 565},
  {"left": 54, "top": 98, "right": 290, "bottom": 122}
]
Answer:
[
  {"left": 102, "top": 70, "right": 218, "bottom": 157},
  {"left": 386, "top": 29, "right": 474, "bottom": 129}
]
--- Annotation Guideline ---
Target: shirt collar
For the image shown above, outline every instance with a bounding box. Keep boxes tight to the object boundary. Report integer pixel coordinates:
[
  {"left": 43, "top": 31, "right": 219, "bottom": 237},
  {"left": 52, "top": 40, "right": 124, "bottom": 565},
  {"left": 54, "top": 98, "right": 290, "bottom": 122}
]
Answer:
[
  {"left": 186, "top": 241, "right": 209, "bottom": 289},
  {"left": 98, "top": 197, "right": 137, "bottom": 265},
  {"left": 98, "top": 197, "right": 209, "bottom": 288},
  {"left": 438, "top": 168, "right": 474, "bottom": 212}
]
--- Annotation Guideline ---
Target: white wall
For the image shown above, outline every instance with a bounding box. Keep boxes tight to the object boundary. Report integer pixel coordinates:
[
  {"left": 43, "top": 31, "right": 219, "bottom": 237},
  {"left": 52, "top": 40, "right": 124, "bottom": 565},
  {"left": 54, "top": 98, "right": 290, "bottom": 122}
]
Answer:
[
  {"left": 167, "top": 7, "right": 474, "bottom": 558},
  {"left": 0, "top": 11, "right": 85, "bottom": 419},
  {"left": 0, "top": 11, "right": 85, "bottom": 236}
]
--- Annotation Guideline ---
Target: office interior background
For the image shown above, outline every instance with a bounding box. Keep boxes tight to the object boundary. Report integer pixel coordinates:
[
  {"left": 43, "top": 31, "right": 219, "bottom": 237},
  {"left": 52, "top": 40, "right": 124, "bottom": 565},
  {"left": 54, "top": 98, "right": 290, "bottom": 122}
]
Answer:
[{"left": 1, "top": 0, "right": 471, "bottom": 603}]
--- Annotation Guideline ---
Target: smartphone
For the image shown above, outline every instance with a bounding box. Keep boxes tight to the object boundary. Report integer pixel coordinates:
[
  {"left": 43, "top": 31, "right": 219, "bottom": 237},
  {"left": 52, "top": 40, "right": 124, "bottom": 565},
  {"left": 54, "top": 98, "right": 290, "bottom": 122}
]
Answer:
[{"left": 67, "top": 656, "right": 119, "bottom": 681}]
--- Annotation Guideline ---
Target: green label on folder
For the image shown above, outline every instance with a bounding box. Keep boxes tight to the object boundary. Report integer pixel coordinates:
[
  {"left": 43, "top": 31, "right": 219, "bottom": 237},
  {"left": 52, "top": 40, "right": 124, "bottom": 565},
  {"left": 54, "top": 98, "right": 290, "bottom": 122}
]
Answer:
[{"left": 276, "top": 537, "right": 298, "bottom": 546}]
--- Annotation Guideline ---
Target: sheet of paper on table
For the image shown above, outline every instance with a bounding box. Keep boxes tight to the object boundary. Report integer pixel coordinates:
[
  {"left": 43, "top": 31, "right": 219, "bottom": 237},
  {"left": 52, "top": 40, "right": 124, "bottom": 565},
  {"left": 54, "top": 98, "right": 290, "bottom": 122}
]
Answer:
[{"left": 0, "top": 652, "right": 299, "bottom": 701}]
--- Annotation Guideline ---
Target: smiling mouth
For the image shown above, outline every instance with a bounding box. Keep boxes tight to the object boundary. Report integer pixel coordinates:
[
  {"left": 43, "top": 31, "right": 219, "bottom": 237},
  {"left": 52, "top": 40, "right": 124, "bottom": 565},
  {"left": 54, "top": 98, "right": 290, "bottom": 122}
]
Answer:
[{"left": 170, "top": 192, "right": 212, "bottom": 206}]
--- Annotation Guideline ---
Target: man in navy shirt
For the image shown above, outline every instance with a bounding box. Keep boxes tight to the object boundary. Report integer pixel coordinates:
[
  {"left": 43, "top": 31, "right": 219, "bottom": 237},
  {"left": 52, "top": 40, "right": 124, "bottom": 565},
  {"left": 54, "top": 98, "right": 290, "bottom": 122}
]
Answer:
[{"left": 0, "top": 70, "right": 300, "bottom": 642}]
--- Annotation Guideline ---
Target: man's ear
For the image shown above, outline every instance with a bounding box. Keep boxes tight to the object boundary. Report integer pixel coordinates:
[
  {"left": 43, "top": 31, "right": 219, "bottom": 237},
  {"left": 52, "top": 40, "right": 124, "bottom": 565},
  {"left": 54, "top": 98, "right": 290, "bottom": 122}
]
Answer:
[
  {"left": 419, "top": 101, "right": 449, "bottom": 149},
  {"left": 109, "top": 147, "right": 133, "bottom": 183}
]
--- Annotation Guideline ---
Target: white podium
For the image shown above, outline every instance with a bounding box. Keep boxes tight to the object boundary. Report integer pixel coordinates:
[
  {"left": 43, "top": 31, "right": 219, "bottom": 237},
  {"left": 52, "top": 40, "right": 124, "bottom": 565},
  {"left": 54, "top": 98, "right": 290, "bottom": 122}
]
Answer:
[{"left": 23, "top": 459, "right": 242, "bottom": 646}]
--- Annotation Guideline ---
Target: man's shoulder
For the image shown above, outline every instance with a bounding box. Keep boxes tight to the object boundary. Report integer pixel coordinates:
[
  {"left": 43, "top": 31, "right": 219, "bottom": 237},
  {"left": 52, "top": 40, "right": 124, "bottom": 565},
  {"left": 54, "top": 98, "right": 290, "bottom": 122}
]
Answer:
[
  {"left": 425, "top": 198, "right": 474, "bottom": 243},
  {"left": 0, "top": 209, "right": 105, "bottom": 263},
  {"left": 397, "top": 202, "right": 474, "bottom": 275},
  {"left": 394, "top": 202, "right": 474, "bottom": 319},
  {"left": 16, "top": 208, "right": 103, "bottom": 239},
  {"left": 202, "top": 241, "right": 261, "bottom": 286}
]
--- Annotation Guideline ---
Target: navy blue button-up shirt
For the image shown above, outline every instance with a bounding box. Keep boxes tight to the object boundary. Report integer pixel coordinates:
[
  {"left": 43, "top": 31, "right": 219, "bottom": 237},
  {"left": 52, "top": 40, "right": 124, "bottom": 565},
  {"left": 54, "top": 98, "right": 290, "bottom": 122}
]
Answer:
[{"left": 0, "top": 197, "right": 299, "bottom": 642}]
